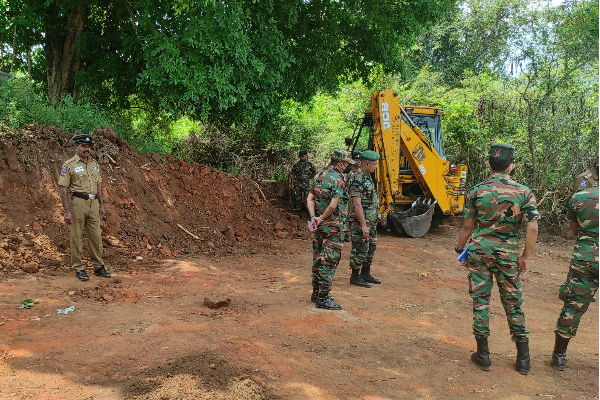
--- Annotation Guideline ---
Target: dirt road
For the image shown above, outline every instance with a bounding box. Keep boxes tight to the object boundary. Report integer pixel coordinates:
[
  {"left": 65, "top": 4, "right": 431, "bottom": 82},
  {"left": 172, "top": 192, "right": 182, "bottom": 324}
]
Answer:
[{"left": 0, "top": 224, "right": 598, "bottom": 400}]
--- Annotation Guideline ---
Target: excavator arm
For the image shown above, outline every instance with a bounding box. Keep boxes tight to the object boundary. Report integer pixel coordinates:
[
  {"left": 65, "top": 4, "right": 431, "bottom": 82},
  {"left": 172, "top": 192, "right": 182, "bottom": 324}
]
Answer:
[{"left": 369, "top": 89, "right": 467, "bottom": 237}]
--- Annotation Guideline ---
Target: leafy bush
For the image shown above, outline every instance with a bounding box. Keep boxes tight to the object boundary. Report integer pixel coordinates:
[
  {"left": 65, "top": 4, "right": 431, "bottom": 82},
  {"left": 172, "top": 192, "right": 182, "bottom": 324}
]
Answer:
[
  {"left": 174, "top": 122, "right": 294, "bottom": 180},
  {"left": 0, "top": 75, "right": 111, "bottom": 134}
]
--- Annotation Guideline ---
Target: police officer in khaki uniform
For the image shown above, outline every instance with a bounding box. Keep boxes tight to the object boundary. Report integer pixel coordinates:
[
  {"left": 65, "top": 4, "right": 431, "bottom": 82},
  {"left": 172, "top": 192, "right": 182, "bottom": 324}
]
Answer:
[
  {"left": 58, "top": 134, "right": 111, "bottom": 281},
  {"left": 573, "top": 156, "right": 598, "bottom": 192}
]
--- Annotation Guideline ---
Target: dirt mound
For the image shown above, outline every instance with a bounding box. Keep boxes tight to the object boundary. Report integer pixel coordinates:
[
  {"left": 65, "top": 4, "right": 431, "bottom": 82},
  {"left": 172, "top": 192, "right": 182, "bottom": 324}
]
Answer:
[
  {"left": 0, "top": 125, "right": 302, "bottom": 275},
  {"left": 124, "top": 354, "right": 279, "bottom": 400}
]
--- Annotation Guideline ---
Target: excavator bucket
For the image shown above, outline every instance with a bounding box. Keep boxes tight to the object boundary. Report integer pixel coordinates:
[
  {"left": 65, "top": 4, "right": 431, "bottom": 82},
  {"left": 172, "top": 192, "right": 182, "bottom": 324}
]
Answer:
[{"left": 391, "top": 198, "right": 437, "bottom": 238}]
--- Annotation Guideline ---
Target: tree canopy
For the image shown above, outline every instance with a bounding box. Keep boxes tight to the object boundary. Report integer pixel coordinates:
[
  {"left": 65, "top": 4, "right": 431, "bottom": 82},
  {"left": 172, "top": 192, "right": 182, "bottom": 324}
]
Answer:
[
  {"left": 1, "top": 0, "right": 598, "bottom": 215},
  {"left": 1, "top": 0, "right": 454, "bottom": 126}
]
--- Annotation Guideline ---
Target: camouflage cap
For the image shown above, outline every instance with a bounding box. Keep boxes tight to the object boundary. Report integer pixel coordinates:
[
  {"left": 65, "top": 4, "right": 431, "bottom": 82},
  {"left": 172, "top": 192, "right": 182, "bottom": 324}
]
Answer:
[
  {"left": 332, "top": 148, "right": 356, "bottom": 164},
  {"left": 72, "top": 134, "right": 94, "bottom": 146},
  {"left": 489, "top": 143, "right": 514, "bottom": 160},
  {"left": 360, "top": 150, "right": 380, "bottom": 161}
]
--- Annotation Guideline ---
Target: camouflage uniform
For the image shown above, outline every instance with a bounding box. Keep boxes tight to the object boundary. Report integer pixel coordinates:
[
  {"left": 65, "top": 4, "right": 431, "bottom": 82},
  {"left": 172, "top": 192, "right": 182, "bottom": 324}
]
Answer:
[
  {"left": 464, "top": 173, "right": 539, "bottom": 339},
  {"left": 310, "top": 165, "right": 347, "bottom": 295},
  {"left": 291, "top": 161, "right": 316, "bottom": 211},
  {"left": 348, "top": 171, "right": 379, "bottom": 271},
  {"left": 555, "top": 187, "right": 599, "bottom": 339},
  {"left": 339, "top": 168, "right": 355, "bottom": 240}
]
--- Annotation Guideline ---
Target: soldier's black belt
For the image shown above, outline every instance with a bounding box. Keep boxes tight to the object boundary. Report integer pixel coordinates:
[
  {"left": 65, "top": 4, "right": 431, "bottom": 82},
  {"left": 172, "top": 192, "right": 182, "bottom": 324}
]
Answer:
[{"left": 72, "top": 192, "right": 97, "bottom": 200}]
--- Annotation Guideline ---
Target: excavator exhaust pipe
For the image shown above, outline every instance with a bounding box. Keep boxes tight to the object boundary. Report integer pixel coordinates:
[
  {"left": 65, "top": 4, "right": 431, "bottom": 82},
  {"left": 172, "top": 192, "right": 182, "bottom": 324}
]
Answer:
[{"left": 391, "top": 198, "right": 437, "bottom": 238}]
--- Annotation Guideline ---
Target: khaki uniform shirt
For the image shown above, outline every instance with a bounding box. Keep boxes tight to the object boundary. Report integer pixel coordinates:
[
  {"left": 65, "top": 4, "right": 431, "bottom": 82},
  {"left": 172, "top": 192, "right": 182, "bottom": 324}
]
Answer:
[
  {"left": 574, "top": 168, "right": 599, "bottom": 192},
  {"left": 58, "top": 155, "right": 102, "bottom": 194}
]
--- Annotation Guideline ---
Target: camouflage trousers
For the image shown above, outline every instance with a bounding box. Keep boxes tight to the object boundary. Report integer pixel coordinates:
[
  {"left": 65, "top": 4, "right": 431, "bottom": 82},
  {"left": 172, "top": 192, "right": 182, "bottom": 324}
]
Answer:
[
  {"left": 293, "top": 186, "right": 309, "bottom": 211},
  {"left": 349, "top": 221, "right": 377, "bottom": 270},
  {"left": 555, "top": 259, "right": 599, "bottom": 339},
  {"left": 467, "top": 256, "right": 528, "bottom": 339},
  {"left": 312, "top": 223, "right": 344, "bottom": 294}
]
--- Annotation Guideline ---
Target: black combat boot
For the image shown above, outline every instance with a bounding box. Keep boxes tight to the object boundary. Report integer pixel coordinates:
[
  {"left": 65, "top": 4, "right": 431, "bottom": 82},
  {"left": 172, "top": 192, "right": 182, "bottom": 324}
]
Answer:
[
  {"left": 94, "top": 265, "right": 111, "bottom": 278},
  {"left": 551, "top": 334, "right": 570, "bottom": 371},
  {"left": 315, "top": 293, "right": 342, "bottom": 310},
  {"left": 310, "top": 287, "right": 319, "bottom": 302},
  {"left": 310, "top": 278, "right": 319, "bottom": 302},
  {"left": 515, "top": 337, "right": 530, "bottom": 375},
  {"left": 350, "top": 268, "right": 371, "bottom": 287},
  {"left": 360, "top": 265, "right": 381, "bottom": 284},
  {"left": 471, "top": 337, "right": 491, "bottom": 371},
  {"left": 312, "top": 279, "right": 335, "bottom": 302},
  {"left": 76, "top": 270, "right": 90, "bottom": 281}
]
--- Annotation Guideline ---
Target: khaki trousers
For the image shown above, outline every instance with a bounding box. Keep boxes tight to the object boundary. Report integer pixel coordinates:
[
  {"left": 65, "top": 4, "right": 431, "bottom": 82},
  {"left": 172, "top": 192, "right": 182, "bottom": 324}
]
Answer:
[{"left": 69, "top": 197, "right": 104, "bottom": 271}]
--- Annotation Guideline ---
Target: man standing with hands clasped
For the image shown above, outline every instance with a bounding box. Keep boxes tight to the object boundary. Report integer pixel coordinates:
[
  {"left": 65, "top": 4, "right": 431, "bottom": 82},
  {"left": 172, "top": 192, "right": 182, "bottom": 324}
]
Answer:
[
  {"left": 456, "top": 143, "right": 539, "bottom": 375},
  {"left": 307, "top": 149, "right": 355, "bottom": 310},
  {"left": 348, "top": 150, "right": 381, "bottom": 288},
  {"left": 58, "top": 134, "right": 111, "bottom": 281}
]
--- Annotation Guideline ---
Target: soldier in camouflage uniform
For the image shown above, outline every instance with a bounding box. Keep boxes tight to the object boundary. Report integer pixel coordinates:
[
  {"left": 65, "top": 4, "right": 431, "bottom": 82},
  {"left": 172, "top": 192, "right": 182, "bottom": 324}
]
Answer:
[
  {"left": 456, "top": 143, "right": 539, "bottom": 375},
  {"left": 551, "top": 186, "right": 599, "bottom": 371},
  {"left": 291, "top": 151, "right": 316, "bottom": 219},
  {"left": 348, "top": 150, "right": 381, "bottom": 288},
  {"left": 341, "top": 152, "right": 361, "bottom": 242},
  {"left": 307, "top": 149, "right": 355, "bottom": 310}
]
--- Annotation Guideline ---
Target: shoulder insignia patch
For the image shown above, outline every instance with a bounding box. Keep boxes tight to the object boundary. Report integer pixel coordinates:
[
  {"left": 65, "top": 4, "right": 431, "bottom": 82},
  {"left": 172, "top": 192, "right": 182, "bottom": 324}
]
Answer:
[
  {"left": 584, "top": 173, "right": 592, "bottom": 179},
  {"left": 61, "top": 166, "right": 67, "bottom": 174},
  {"left": 581, "top": 180, "right": 587, "bottom": 187}
]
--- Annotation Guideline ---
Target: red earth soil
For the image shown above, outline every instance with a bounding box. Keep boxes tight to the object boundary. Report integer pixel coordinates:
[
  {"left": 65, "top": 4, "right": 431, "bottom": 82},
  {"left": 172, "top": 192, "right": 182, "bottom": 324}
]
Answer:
[
  {"left": 0, "top": 125, "right": 302, "bottom": 276},
  {"left": 0, "top": 125, "right": 597, "bottom": 399}
]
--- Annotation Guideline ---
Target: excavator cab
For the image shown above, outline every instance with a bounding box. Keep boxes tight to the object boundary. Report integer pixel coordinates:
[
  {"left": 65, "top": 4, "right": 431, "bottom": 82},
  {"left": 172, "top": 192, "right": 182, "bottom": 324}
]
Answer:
[{"left": 345, "top": 90, "right": 467, "bottom": 237}]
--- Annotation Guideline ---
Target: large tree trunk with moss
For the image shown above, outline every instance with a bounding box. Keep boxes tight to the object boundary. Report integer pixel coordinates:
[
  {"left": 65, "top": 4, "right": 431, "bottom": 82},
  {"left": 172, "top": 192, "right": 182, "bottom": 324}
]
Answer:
[{"left": 45, "top": 0, "right": 88, "bottom": 104}]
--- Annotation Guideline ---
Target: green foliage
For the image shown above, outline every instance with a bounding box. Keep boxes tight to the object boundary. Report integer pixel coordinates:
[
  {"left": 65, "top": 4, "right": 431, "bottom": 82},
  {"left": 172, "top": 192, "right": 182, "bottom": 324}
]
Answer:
[
  {"left": 2, "top": 0, "right": 456, "bottom": 132},
  {"left": 410, "top": 0, "right": 526, "bottom": 85},
  {"left": 174, "top": 122, "right": 294, "bottom": 179},
  {"left": 0, "top": 74, "right": 56, "bottom": 128},
  {"left": 19, "top": 299, "right": 39, "bottom": 309},
  {"left": 0, "top": 75, "right": 112, "bottom": 133},
  {"left": 0, "top": 0, "right": 597, "bottom": 224}
]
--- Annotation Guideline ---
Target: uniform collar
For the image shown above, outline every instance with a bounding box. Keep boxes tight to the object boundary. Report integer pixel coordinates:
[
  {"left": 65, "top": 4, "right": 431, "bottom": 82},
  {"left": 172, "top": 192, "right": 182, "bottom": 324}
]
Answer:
[
  {"left": 74, "top": 154, "right": 89, "bottom": 164},
  {"left": 490, "top": 172, "right": 510, "bottom": 180}
]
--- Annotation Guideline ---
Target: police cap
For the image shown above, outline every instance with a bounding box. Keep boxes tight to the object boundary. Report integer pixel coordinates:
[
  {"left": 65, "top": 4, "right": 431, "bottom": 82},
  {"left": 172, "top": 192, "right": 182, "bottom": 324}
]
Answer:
[
  {"left": 72, "top": 134, "right": 94, "bottom": 146},
  {"left": 360, "top": 150, "right": 380, "bottom": 161},
  {"left": 489, "top": 143, "right": 514, "bottom": 160}
]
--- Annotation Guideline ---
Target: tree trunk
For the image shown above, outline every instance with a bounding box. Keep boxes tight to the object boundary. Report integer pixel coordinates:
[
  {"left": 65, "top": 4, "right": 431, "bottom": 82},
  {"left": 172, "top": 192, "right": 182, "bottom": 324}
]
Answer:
[
  {"left": 45, "top": 0, "right": 89, "bottom": 104},
  {"left": 11, "top": 24, "right": 16, "bottom": 73},
  {"left": 27, "top": 47, "right": 31, "bottom": 79},
  {"left": 526, "top": 100, "right": 538, "bottom": 190},
  {"left": 1, "top": 46, "right": 4, "bottom": 71}
]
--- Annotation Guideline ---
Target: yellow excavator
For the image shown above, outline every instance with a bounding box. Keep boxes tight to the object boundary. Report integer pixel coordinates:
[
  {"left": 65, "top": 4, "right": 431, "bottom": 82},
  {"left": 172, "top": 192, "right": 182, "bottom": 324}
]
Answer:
[{"left": 345, "top": 89, "right": 467, "bottom": 237}]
